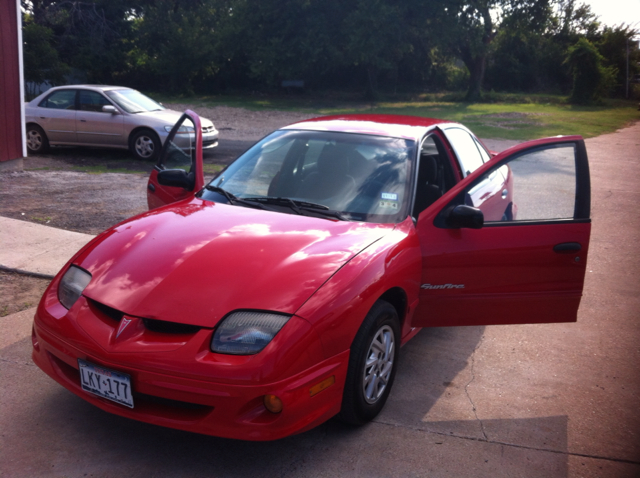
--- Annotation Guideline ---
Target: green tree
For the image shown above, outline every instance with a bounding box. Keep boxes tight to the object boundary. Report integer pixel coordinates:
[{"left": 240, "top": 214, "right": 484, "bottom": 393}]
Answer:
[
  {"left": 21, "top": 0, "right": 144, "bottom": 84},
  {"left": 227, "top": 0, "right": 345, "bottom": 87},
  {"left": 22, "top": 18, "right": 69, "bottom": 97},
  {"left": 128, "top": 0, "right": 227, "bottom": 94},
  {"left": 341, "top": 0, "right": 413, "bottom": 98},
  {"left": 565, "top": 37, "right": 616, "bottom": 103},
  {"left": 596, "top": 25, "right": 640, "bottom": 97},
  {"left": 436, "top": 0, "right": 552, "bottom": 101}
]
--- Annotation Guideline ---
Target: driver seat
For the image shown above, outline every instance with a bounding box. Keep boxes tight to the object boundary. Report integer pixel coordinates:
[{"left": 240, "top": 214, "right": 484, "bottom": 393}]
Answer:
[{"left": 296, "top": 144, "right": 356, "bottom": 207}]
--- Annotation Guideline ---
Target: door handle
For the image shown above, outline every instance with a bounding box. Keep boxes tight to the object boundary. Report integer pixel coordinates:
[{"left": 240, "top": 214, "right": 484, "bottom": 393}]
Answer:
[
  {"left": 553, "top": 242, "right": 581, "bottom": 253},
  {"left": 80, "top": 119, "right": 87, "bottom": 122},
  {"left": 148, "top": 183, "right": 156, "bottom": 193}
]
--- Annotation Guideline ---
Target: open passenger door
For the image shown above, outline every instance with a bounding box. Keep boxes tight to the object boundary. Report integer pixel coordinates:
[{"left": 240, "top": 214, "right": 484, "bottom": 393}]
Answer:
[
  {"left": 147, "top": 110, "right": 204, "bottom": 210},
  {"left": 412, "top": 136, "right": 591, "bottom": 327}
]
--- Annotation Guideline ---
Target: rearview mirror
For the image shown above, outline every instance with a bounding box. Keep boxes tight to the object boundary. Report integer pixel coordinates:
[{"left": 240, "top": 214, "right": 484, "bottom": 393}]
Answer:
[
  {"left": 102, "top": 105, "right": 118, "bottom": 114},
  {"left": 446, "top": 205, "right": 484, "bottom": 229},
  {"left": 157, "top": 169, "right": 195, "bottom": 190}
]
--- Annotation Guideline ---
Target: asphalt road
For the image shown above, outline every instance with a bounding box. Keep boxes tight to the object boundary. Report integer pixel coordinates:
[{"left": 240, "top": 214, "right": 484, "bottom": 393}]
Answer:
[{"left": 1, "top": 125, "right": 639, "bottom": 477}]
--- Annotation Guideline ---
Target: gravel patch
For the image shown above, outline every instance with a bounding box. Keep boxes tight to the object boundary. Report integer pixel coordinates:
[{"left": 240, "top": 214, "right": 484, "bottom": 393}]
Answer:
[{"left": 164, "top": 104, "right": 317, "bottom": 141}]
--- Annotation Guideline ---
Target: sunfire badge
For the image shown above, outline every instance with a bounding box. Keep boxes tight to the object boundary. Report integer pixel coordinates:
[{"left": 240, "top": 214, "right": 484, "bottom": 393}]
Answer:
[{"left": 421, "top": 283, "right": 465, "bottom": 290}]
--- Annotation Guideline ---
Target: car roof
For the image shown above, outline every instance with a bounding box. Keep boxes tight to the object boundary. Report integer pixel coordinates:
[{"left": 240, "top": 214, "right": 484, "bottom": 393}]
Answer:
[
  {"left": 47, "top": 85, "right": 132, "bottom": 93},
  {"left": 281, "top": 114, "right": 457, "bottom": 141}
]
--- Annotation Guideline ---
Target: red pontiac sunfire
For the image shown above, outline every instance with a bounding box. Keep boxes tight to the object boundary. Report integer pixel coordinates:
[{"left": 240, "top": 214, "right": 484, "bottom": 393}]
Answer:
[{"left": 32, "top": 112, "right": 591, "bottom": 441}]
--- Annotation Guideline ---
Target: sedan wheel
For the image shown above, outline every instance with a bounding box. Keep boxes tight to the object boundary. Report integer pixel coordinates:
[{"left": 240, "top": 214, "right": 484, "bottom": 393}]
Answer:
[
  {"left": 26, "top": 125, "right": 49, "bottom": 154},
  {"left": 340, "top": 300, "right": 400, "bottom": 425},
  {"left": 131, "top": 130, "right": 160, "bottom": 161}
]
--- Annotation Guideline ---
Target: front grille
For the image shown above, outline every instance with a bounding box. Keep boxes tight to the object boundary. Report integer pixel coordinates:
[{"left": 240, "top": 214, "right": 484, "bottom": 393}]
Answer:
[
  {"left": 133, "top": 392, "right": 211, "bottom": 411},
  {"left": 142, "top": 318, "right": 201, "bottom": 335},
  {"left": 87, "top": 298, "right": 123, "bottom": 322},
  {"left": 87, "top": 299, "right": 201, "bottom": 335}
]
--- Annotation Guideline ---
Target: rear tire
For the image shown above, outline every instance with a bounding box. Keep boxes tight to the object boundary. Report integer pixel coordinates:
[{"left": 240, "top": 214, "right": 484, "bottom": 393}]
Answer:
[
  {"left": 130, "top": 129, "right": 161, "bottom": 161},
  {"left": 339, "top": 300, "right": 400, "bottom": 425},
  {"left": 26, "top": 124, "right": 49, "bottom": 154}
]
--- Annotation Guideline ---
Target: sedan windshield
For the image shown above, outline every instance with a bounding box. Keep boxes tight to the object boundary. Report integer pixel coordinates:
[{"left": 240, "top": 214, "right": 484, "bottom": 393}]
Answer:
[
  {"left": 105, "top": 89, "right": 164, "bottom": 114},
  {"left": 200, "top": 130, "right": 416, "bottom": 223}
]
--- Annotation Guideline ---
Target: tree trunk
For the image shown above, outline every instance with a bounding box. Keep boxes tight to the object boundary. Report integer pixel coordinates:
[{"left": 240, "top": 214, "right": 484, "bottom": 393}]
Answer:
[
  {"left": 460, "top": 46, "right": 487, "bottom": 102},
  {"left": 365, "top": 66, "right": 378, "bottom": 100},
  {"left": 458, "top": 2, "right": 495, "bottom": 102}
]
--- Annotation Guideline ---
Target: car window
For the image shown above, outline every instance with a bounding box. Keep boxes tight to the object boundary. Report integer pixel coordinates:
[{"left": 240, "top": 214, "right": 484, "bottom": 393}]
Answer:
[
  {"left": 79, "top": 90, "right": 113, "bottom": 112},
  {"left": 38, "top": 90, "right": 76, "bottom": 110},
  {"left": 460, "top": 143, "right": 578, "bottom": 223},
  {"left": 204, "top": 130, "right": 416, "bottom": 223},
  {"left": 105, "top": 89, "right": 164, "bottom": 114},
  {"left": 159, "top": 117, "right": 197, "bottom": 174},
  {"left": 444, "top": 128, "right": 486, "bottom": 177}
]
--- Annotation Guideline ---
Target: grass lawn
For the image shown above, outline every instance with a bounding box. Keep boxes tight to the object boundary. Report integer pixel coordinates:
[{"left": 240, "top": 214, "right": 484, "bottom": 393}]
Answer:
[{"left": 155, "top": 91, "right": 639, "bottom": 141}]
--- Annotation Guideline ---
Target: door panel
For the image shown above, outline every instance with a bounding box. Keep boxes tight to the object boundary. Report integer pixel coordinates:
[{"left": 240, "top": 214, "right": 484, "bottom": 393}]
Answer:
[
  {"left": 147, "top": 111, "right": 204, "bottom": 210},
  {"left": 412, "top": 136, "right": 591, "bottom": 327},
  {"left": 76, "top": 91, "right": 125, "bottom": 146},
  {"left": 36, "top": 89, "right": 77, "bottom": 143}
]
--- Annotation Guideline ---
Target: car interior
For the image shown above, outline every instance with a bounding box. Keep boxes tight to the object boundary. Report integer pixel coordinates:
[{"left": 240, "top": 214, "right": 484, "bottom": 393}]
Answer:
[{"left": 412, "top": 134, "right": 456, "bottom": 217}]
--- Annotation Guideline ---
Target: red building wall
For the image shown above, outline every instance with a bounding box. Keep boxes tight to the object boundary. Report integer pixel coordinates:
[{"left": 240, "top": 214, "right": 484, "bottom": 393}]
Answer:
[{"left": 0, "top": 0, "right": 25, "bottom": 163}]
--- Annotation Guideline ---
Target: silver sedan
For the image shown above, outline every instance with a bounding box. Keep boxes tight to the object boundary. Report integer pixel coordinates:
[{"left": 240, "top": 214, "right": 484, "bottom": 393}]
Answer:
[{"left": 25, "top": 85, "right": 219, "bottom": 160}]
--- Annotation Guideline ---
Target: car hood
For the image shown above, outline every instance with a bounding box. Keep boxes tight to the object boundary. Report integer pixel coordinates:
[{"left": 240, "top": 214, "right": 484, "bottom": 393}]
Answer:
[
  {"left": 78, "top": 199, "right": 394, "bottom": 327},
  {"left": 134, "top": 109, "right": 216, "bottom": 129}
]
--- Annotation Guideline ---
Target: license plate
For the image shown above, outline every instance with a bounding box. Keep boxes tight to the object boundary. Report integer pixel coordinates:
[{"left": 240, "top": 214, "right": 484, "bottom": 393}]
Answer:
[{"left": 78, "top": 359, "right": 134, "bottom": 408}]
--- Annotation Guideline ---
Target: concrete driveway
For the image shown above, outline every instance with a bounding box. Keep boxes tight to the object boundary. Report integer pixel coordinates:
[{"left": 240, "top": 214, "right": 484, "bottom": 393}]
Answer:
[{"left": 1, "top": 124, "right": 639, "bottom": 477}]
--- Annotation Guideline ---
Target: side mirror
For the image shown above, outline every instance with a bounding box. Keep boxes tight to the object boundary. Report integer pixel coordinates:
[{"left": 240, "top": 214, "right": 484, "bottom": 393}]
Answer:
[
  {"left": 446, "top": 205, "right": 484, "bottom": 229},
  {"left": 157, "top": 169, "right": 195, "bottom": 190},
  {"left": 102, "top": 105, "right": 118, "bottom": 114}
]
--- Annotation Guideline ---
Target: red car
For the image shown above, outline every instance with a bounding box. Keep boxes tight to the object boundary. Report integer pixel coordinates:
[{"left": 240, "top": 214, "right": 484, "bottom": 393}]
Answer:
[{"left": 32, "top": 112, "right": 591, "bottom": 441}]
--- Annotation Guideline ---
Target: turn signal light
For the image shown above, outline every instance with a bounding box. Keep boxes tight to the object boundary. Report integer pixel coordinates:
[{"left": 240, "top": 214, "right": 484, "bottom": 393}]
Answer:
[
  {"left": 263, "top": 394, "right": 283, "bottom": 413},
  {"left": 309, "top": 375, "right": 335, "bottom": 397},
  {"left": 31, "top": 325, "right": 40, "bottom": 352}
]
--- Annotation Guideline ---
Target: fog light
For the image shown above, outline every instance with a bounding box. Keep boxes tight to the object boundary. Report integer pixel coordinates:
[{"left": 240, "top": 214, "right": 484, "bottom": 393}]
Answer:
[
  {"left": 309, "top": 375, "right": 335, "bottom": 397},
  {"left": 263, "top": 394, "right": 283, "bottom": 414}
]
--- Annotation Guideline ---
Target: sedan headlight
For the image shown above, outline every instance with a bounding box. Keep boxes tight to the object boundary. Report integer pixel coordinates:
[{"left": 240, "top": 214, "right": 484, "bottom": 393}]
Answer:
[
  {"left": 164, "top": 124, "right": 195, "bottom": 133},
  {"left": 58, "top": 266, "right": 91, "bottom": 309},
  {"left": 211, "top": 311, "right": 291, "bottom": 355}
]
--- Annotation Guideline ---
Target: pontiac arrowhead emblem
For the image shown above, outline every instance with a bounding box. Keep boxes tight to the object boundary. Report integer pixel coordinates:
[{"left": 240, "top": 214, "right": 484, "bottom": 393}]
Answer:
[{"left": 116, "top": 318, "right": 132, "bottom": 338}]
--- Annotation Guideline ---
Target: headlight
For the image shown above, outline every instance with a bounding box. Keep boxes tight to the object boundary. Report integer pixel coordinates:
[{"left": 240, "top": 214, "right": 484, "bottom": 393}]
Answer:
[
  {"left": 58, "top": 266, "right": 91, "bottom": 309},
  {"left": 211, "top": 311, "right": 291, "bottom": 355},
  {"left": 164, "top": 124, "right": 195, "bottom": 133}
]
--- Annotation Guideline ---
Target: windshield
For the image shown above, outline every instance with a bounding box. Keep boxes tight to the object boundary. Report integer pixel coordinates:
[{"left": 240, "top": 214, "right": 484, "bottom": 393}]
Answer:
[
  {"left": 200, "top": 130, "right": 416, "bottom": 223},
  {"left": 105, "top": 89, "right": 164, "bottom": 114}
]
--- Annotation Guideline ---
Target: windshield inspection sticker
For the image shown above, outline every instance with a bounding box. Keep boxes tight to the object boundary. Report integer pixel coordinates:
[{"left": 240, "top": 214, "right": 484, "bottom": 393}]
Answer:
[
  {"left": 380, "top": 192, "right": 399, "bottom": 209},
  {"left": 379, "top": 201, "right": 399, "bottom": 209}
]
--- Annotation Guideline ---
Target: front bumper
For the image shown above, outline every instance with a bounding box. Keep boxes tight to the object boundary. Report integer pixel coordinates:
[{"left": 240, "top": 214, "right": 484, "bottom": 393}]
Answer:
[
  {"left": 202, "top": 128, "right": 219, "bottom": 149},
  {"left": 32, "top": 301, "right": 347, "bottom": 441}
]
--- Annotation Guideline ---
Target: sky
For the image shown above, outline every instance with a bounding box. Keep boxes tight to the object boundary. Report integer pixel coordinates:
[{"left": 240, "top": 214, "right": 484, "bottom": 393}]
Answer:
[{"left": 584, "top": 0, "right": 640, "bottom": 29}]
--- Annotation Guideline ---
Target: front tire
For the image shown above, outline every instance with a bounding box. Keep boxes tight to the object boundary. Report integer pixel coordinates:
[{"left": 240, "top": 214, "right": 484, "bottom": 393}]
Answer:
[
  {"left": 340, "top": 300, "right": 400, "bottom": 425},
  {"left": 501, "top": 202, "right": 514, "bottom": 221},
  {"left": 130, "top": 129, "right": 161, "bottom": 161},
  {"left": 26, "top": 124, "right": 49, "bottom": 154}
]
